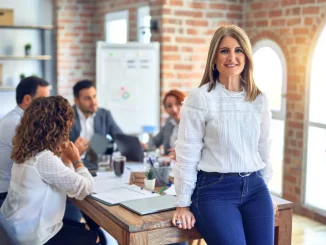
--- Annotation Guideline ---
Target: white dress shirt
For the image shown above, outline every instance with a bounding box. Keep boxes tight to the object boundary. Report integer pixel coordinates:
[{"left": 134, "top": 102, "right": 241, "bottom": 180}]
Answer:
[
  {"left": 76, "top": 107, "right": 95, "bottom": 142},
  {"left": 1, "top": 150, "right": 94, "bottom": 245},
  {"left": 174, "top": 83, "right": 272, "bottom": 207},
  {"left": 0, "top": 106, "right": 24, "bottom": 193}
]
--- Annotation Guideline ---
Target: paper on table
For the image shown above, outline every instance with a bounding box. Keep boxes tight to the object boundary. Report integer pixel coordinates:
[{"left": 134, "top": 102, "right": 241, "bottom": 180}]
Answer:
[
  {"left": 93, "top": 171, "right": 131, "bottom": 193},
  {"left": 126, "top": 162, "right": 146, "bottom": 172},
  {"left": 93, "top": 163, "right": 144, "bottom": 194},
  {"left": 91, "top": 184, "right": 159, "bottom": 205},
  {"left": 164, "top": 184, "right": 176, "bottom": 196}
]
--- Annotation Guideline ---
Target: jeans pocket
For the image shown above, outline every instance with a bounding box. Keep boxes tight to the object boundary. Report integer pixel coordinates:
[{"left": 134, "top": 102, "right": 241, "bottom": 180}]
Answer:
[{"left": 197, "top": 174, "right": 224, "bottom": 189}]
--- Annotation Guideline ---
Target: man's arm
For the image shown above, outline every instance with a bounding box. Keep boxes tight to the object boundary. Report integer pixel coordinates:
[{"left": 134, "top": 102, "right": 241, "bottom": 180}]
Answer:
[{"left": 106, "top": 110, "right": 124, "bottom": 140}]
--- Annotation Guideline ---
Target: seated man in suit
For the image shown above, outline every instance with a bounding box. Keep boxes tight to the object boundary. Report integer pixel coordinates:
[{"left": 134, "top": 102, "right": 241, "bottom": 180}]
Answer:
[
  {"left": 0, "top": 77, "right": 50, "bottom": 205},
  {"left": 69, "top": 80, "right": 124, "bottom": 160}
]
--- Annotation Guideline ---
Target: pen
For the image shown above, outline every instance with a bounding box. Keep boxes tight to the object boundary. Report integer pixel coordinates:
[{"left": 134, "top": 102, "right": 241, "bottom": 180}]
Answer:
[
  {"left": 148, "top": 157, "right": 164, "bottom": 185},
  {"left": 141, "top": 186, "right": 156, "bottom": 194},
  {"left": 158, "top": 182, "right": 172, "bottom": 195}
]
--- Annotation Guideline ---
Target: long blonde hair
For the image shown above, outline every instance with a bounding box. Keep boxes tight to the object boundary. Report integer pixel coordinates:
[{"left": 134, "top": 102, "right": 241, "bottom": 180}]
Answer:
[{"left": 199, "top": 25, "right": 261, "bottom": 101}]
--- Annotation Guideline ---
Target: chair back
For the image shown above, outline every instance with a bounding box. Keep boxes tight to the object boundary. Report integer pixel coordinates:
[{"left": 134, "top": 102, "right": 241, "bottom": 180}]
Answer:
[{"left": 0, "top": 211, "right": 20, "bottom": 245}]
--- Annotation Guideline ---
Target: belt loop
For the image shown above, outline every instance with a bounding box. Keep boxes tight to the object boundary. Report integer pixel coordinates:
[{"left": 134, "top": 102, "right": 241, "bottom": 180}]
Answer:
[{"left": 239, "top": 172, "right": 251, "bottom": 177}]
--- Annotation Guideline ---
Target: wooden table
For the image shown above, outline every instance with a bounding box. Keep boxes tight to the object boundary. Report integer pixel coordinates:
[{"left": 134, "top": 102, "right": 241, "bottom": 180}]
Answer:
[{"left": 71, "top": 194, "right": 293, "bottom": 245}]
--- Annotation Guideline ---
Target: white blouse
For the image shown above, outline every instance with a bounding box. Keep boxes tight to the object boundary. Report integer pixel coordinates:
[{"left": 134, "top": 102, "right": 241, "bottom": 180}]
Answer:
[
  {"left": 1, "top": 150, "right": 94, "bottom": 245},
  {"left": 174, "top": 83, "right": 272, "bottom": 207}
]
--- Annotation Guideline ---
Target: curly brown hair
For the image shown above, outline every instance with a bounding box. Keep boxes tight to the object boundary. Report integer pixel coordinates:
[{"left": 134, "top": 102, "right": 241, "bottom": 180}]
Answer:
[
  {"left": 11, "top": 96, "right": 74, "bottom": 163},
  {"left": 163, "top": 90, "right": 186, "bottom": 108}
]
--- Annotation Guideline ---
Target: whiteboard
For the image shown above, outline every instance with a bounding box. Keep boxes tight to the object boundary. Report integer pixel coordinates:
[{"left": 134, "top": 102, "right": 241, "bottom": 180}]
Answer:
[{"left": 96, "top": 42, "right": 160, "bottom": 134}]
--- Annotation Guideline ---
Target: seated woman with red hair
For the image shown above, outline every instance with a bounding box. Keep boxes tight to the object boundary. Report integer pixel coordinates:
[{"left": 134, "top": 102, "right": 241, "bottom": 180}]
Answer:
[{"left": 147, "top": 89, "right": 186, "bottom": 160}]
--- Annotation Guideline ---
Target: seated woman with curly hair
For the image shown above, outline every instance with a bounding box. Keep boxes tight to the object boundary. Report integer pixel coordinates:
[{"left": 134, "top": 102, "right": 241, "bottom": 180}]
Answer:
[{"left": 0, "top": 96, "right": 97, "bottom": 245}]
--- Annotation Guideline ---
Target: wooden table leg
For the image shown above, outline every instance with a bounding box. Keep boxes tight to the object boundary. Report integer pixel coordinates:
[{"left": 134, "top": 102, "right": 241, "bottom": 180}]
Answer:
[{"left": 274, "top": 209, "right": 293, "bottom": 245}]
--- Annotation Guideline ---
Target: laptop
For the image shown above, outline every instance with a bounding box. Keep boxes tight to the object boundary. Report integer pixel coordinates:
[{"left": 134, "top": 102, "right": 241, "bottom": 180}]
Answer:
[
  {"left": 119, "top": 195, "right": 176, "bottom": 215},
  {"left": 115, "top": 134, "right": 144, "bottom": 162}
]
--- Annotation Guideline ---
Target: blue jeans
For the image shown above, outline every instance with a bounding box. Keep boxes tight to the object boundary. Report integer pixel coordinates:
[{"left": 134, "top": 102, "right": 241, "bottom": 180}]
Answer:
[{"left": 190, "top": 171, "right": 274, "bottom": 245}]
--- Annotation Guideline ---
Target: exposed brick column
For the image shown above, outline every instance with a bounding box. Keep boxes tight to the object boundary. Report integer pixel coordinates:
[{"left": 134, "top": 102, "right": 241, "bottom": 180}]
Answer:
[{"left": 244, "top": 0, "right": 326, "bottom": 224}]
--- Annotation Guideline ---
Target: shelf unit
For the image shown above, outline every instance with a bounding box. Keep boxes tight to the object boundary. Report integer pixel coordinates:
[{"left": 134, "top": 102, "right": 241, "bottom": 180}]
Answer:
[
  {"left": 0, "top": 55, "right": 52, "bottom": 60},
  {"left": 0, "top": 25, "right": 53, "bottom": 30},
  {"left": 0, "top": 25, "right": 56, "bottom": 93}
]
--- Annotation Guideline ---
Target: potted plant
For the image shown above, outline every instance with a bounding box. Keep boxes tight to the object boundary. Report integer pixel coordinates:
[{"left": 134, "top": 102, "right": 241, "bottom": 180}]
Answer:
[
  {"left": 144, "top": 168, "right": 156, "bottom": 190},
  {"left": 24, "top": 43, "right": 32, "bottom": 56},
  {"left": 19, "top": 73, "right": 25, "bottom": 80}
]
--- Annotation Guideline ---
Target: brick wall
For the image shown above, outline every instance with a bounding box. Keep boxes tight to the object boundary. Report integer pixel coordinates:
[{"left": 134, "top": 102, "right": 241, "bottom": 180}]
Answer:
[
  {"left": 157, "top": 0, "right": 243, "bottom": 120},
  {"left": 244, "top": 0, "right": 326, "bottom": 224},
  {"left": 56, "top": 0, "right": 101, "bottom": 102}
]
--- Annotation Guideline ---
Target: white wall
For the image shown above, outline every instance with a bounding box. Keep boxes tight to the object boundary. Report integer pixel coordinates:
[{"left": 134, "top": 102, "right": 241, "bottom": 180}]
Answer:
[{"left": 0, "top": 0, "right": 53, "bottom": 117}]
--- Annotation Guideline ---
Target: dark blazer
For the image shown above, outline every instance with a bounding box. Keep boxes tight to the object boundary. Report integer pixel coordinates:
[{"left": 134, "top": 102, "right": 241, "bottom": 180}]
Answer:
[
  {"left": 148, "top": 117, "right": 176, "bottom": 155},
  {"left": 69, "top": 105, "right": 123, "bottom": 142}
]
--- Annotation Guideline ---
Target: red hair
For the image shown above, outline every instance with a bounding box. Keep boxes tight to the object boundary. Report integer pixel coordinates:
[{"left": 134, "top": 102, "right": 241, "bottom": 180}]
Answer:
[{"left": 163, "top": 90, "right": 186, "bottom": 107}]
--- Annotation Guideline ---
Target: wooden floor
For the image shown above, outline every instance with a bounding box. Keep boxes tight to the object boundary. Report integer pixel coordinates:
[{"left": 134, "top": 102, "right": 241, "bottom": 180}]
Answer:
[{"left": 292, "top": 214, "right": 326, "bottom": 245}]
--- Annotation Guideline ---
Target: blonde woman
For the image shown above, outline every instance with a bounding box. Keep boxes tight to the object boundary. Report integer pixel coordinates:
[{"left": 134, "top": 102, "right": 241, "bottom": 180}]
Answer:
[{"left": 172, "top": 25, "right": 275, "bottom": 245}]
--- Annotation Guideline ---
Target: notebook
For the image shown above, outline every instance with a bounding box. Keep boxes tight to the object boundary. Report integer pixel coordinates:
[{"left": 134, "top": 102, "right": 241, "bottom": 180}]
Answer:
[
  {"left": 120, "top": 195, "right": 176, "bottom": 215},
  {"left": 90, "top": 184, "right": 159, "bottom": 206}
]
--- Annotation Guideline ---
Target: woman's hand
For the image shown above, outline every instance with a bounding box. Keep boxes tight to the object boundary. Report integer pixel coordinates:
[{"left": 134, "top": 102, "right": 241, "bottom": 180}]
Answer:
[
  {"left": 74, "top": 136, "right": 89, "bottom": 155},
  {"left": 172, "top": 207, "right": 196, "bottom": 229},
  {"left": 61, "top": 141, "right": 80, "bottom": 163},
  {"left": 273, "top": 201, "right": 279, "bottom": 216},
  {"left": 167, "top": 148, "right": 176, "bottom": 160}
]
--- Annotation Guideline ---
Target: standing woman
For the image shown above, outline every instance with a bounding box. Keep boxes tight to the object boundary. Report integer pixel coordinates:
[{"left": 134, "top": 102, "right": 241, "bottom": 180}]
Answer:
[
  {"left": 172, "top": 25, "right": 275, "bottom": 245},
  {"left": 147, "top": 90, "right": 186, "bottom": 159},
  {"left": 1, "top": 96, "right": 98, "bottom": 245}
]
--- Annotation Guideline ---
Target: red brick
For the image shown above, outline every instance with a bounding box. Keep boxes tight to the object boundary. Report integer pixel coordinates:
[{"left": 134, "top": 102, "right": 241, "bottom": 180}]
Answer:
[
  {"left": 295, "top": 36, "right": 306, "bottom": 44},
  {"left": 187, "top": 28, "right": 199, "bottom": 35},
  {"left": 256, "top": 20, "right": 268, "bottom": 27},
  {"left": 288, "top": 121, "right": 304, "bottom": 129},
  {"left": 209, "top": 3, "right": 227, "bottom": 10},
  {"left": 181, "top": 46, "right": 193, "bottom": 52},
  {"left": 206, "top": 12, "right": 224, "bottom": 18},
  {"left": 226, "top": 12, "right": 242, "bottom": 19},
  {"left": 293, "top": 28, "right": 309, "bottom": 35},
  {"left": 299, "top": 0, "right": 315, "bottom": 3},
  {"left": 269, "top": 10, "right": 282, "bottom": 17},
  {"left": 287, "top": 18, "right": 301, "bottom": 25},
  {"left": 174, "top": 10, "right": 202, "bottom": 18},
  {"left": 162, "top": 45, "right": 178, "bottom": 52},
  {"left": 304, "top": 17, "right": 313, "bottom": 25},
  {"left": 281, "top": 0, "right": 298, "bottom": 6},
  {"left": 170, "top": 0, "right": 183, "bottom": 6},
  {"left": 251, "top": 2, "right": 263, "bottom": 9},
  {"left": 302, "top": 6, "right": 319, "bottom": 14},
  {"left": 162, "top": 27, "right": 176, "bottom": 34},
  {"left": 174, "top": 64, "right": 192, "bottom": 70},
  {"left": 185, "top": 20, "right": 209, "bottom": 27},
  {"left": 254, "top": 11, "right": 267, "bottom": 18},
  {"left": 191, "top": 2, "right": 207, "bottom": 9},
  {"left": 162, "top": 54, "right": 181, "bottom": 61},
  {"left": 229, "top": 4, "right": 242, "bottom": 12},
  {"left": 271, "top": 19, "right": 285, "bottom": 26}
]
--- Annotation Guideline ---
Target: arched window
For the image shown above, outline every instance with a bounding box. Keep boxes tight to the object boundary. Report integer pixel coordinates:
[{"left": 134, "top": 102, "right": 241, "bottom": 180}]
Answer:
[
  {"left": 253, "top": 40, "right": 287, "bottom": 196},
  {"left": 305, "top": 25, "right": 326, "bottom": 212}
]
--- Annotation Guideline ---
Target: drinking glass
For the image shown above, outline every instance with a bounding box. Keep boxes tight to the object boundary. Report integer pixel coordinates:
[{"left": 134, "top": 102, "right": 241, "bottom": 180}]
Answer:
[{"left": 112, "top": 155, "right": 126, "bottom": 177}]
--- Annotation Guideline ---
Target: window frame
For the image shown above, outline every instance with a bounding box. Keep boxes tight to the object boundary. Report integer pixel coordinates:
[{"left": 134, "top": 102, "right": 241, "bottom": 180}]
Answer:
[
  {"left": 105, "top": 10, "right": 129, "bottom": 43},
  {"left": 253, "top": 39, "right": 287, "bottom": 120}
]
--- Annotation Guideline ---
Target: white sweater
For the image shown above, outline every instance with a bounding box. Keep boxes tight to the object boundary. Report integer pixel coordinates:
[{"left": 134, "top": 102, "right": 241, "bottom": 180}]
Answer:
[
  {"left": 1, "top": 150, "right": 94, "bottom": 245},
  {"left": 174, "top": 83, "right": 272, "bottom": 207}
]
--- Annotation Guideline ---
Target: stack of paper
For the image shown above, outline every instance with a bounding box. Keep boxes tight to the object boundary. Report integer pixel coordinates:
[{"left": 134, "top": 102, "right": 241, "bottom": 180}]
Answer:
[{"left": 91, "top": 184, "right": 159, "bottom": 205}]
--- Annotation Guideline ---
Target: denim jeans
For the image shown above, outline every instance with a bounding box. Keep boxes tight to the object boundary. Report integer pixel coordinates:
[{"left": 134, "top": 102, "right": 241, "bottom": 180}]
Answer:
[{"left": 190, "top": 171, "right": 274, "bottom": 245}]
